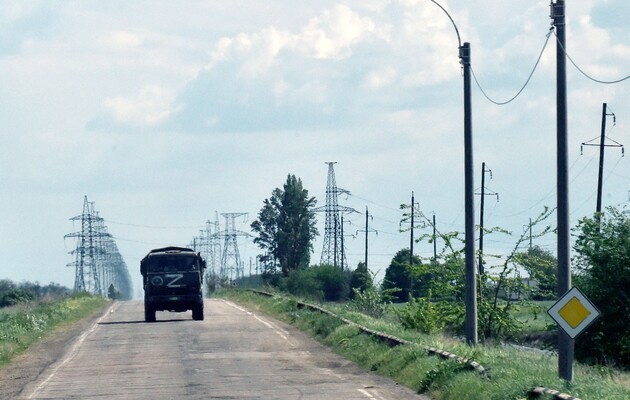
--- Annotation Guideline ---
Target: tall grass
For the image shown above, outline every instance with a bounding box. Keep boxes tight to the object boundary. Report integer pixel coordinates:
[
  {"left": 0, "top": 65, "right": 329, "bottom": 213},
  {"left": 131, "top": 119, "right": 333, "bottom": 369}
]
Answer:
[
  {"left": 0, "top": 294, "right": 109, "bottom": 365},
  {"left": 218, "top": 289, "right": 630, "bottom": 400}
]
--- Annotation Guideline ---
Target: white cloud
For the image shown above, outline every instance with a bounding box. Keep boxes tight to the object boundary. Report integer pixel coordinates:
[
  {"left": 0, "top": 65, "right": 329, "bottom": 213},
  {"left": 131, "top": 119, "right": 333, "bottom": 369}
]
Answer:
[
  {"left": 296, "top": 4, "right": 377, "bottom": 59},
  {"left": 364, "top": 67, "right": 398, "bottom": 89},
  {"left": 101, "top": 30, "right": 145, "bottom": 49},
  {"left": 103, "top": 85, "right": 177, "bottom": 127}
]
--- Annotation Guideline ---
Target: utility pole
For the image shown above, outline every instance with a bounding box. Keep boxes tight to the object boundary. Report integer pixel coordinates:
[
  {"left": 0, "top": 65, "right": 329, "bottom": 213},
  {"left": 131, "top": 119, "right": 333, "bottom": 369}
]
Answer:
[
  {"left": 410, "top": 192, "right": 415, "bottom": 266},
  {"left": 597, "top": 103, "right": 609, "bottom": 215},
  {"left": 432, "top": 214, "right": 437, "bottom": 262},
  {"left": 525, "top": 218, "right": 533, "bottom": 251},
  {"left": 400, "top": 192, "right": 421, "bottom": 266},
  {"left": 462, "top": 41, "right": 477, "bottom": 346},
  {"left": 428, "top": 0, "right": 476, "bottom": 345},
  {"left": 476, "top": 162, "right": 498, "bottom": 275},
  {"left": 356, "top": 207, "right": 377, "bottom": 270},
  {"left": 581, "top": 103, "right": 623, "bottom": 217},
  {"left": 552, "top": 0, "right": 573, "bottom": 383}
]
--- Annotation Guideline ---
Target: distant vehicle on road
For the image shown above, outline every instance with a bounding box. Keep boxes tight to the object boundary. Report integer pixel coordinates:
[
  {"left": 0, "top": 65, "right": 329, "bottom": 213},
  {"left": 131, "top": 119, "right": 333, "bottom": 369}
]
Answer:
[{"left": 140, "top": 246, "right": 206, "bottom": 322}]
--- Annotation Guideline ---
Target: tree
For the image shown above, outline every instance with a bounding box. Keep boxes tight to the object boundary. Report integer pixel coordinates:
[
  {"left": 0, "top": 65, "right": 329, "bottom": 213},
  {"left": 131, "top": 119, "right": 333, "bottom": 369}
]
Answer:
[
  {"left": 573, "top": 207, "right": 630, "bottom": 367},
  {"left": 513, "top": 245, "right": 557, "bottom": 300},
  {"left": 251, "top": 174, "right": 318, "bottom": 276},
  {"left": 382, "top": 249, "right": 420, "bottom": 302},
  {"left": 349, "top": 261, "right": 373, "bottom": 299}
]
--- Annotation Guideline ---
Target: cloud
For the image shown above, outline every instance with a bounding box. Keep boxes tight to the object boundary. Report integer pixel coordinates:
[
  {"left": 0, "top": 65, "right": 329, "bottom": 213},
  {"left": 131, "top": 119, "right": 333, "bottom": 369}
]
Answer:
[
  {"left": 591, "top": 0, "right": 630, "bottom": 30},
  {"left": 100, "top": 30, "right": 145, "bottom": 49},
  {"left": 89, "top": 85, "right": 177, "bottom": 130},
  {"left": 163, "top": 2, "right": 466, "bottom": 133},
  {"left": 0, "top": 2, "right": 57, "bottom": 56}
]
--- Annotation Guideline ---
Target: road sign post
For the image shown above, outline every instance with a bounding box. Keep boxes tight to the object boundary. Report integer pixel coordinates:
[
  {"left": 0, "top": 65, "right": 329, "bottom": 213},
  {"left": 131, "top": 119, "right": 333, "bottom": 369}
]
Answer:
[{"left": 548, "top": 287, "right": 601, "bottom": 381}]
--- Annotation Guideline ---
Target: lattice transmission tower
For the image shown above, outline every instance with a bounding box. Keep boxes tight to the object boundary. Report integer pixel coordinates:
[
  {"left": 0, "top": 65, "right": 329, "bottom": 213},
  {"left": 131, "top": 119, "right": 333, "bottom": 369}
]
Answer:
[
  {"left": 189, "top": 212, "right": 223, "bottom": 277},
  {"left": 314, "top": 162, "right": 356, "bottom": 270},
  {"left": 65, "top": 196, "right": 106, "bottom": 295},
  {"left": 65, "top": 196, "right": 132, "bottom": 298},
  {"left": 219, "top": 213, "right": 250, "bottom": 282},
  {"left": 206, "top": 213, "right": 222, "bottom": 276}
]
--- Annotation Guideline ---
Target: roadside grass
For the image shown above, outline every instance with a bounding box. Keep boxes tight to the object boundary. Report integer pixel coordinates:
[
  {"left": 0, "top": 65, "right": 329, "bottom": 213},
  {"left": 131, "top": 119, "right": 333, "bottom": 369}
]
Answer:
[
  {"left": 217, "top": 289, "right": 630, "bottom": 400},
  {"left": 0, "top": 293, "right": 109, "bottom": 366}
]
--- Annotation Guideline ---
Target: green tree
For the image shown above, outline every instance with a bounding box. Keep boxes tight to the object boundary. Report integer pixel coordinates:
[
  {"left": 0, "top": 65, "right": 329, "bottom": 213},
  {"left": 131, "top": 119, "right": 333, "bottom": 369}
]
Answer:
[
  {"left": 349, "top": 261, "right": 372, "bottom": 299},
  {"left": 285, "top": 264, "right": 350, "bottom": 301},
  {"left": 251, "top": 174, "right": 318, "bottom": 276},
  {"left": 513, "top": 245, "right": 557, "bottom": 300},
  {"left": 0, "top": 279, "right": 36, "bottom": 307},
  {"left": 573, "top": 207, "right": 630, "bottom": 367},
  {"left": 382, "top": 249, "right": 421, "bottom": 302}
]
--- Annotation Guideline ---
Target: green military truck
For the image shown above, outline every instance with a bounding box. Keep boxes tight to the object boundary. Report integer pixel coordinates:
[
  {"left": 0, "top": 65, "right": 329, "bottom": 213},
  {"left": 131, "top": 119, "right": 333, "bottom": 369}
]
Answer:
[{"left": 140, "top": 246, "right": 206, "bottom": 322}]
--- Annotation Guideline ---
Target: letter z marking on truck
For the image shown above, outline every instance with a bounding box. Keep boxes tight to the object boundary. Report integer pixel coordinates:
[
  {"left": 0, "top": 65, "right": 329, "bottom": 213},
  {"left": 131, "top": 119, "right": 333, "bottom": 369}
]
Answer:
[{"left": 165, "top": 274, "right": 184, "bottom": 288}]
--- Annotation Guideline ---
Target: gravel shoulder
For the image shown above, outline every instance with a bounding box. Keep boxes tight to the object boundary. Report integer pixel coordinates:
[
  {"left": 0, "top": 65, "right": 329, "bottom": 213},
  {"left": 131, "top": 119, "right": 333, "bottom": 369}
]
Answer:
[{"left": 0, "top": 305, "right": 111, "bottom": 400}]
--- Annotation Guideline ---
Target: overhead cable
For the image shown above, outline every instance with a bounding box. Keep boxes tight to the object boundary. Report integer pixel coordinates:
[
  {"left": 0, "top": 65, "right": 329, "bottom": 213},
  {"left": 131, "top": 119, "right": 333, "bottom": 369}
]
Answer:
[
  {"left": 472, "top": 29, "right": 553, "bottom": 106},
  {"left": 553, "top": 30, "right": 630, "bottom": 84}
]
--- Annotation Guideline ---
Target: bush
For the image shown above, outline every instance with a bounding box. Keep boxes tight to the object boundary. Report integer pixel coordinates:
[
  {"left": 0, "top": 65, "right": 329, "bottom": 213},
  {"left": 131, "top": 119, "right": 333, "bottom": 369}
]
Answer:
[
  {"left": 283, "top": 264, "right": 350, "bottom": 302},
  {"left": 573, "top": 207, "right": 630, "bottom": 368},
  {"left": 347, "top": 287, "right": 391, "bottom": 318},
  {"left": 395, "top": 296, "right": 444, "bottom": 334}
]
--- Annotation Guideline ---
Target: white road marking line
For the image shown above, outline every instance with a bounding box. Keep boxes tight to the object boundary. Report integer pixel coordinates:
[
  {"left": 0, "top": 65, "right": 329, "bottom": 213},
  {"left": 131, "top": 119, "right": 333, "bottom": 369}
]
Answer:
[
  {"left": 358, "top": 388, "right": 377, "bottom": 399},
  {"left": 26, "top": 302, "right": 119, "bottom": 399},
  {"left": 221, "top": 299, "right": 294, "bottom": 346},
  {"left": 358, "top": 388, "right": 388, "bottom": 400}
]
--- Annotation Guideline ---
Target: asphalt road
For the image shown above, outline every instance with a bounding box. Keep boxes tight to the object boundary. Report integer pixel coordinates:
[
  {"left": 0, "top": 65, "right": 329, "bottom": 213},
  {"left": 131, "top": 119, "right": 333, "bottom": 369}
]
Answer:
[{"left": 18, "top": 299, "right": 429, "bottom": 399}]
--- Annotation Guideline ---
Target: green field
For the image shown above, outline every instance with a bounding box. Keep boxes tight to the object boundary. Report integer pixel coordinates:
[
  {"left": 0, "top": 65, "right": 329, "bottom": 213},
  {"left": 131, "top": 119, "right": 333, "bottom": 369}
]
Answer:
[{"left": 0, "top": 294, "right": 109, "bottom": 366}]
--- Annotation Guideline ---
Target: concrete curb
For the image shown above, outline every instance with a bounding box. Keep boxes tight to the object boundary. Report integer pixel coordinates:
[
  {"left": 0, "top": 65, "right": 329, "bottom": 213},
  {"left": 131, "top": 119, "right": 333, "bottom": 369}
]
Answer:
[{"left": 527, "top": 387, "right": 582, "bottom": 400}]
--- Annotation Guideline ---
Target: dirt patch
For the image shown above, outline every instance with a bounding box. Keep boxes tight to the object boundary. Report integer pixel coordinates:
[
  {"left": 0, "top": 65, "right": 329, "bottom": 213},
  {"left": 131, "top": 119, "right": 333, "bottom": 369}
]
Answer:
[{"left": 0, "top": 305, "right": 110, "bottom": 400}]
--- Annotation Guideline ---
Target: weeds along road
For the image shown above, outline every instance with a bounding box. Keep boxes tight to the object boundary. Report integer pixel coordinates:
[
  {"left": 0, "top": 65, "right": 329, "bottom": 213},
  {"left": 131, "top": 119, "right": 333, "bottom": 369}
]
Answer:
[{"left": 18, "top": 299, "right": 428, "bottom": 400}]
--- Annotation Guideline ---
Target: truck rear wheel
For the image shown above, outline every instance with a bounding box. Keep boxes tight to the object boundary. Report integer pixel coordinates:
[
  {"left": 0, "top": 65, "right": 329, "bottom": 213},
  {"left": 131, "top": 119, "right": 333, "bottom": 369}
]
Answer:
[
  {"left": 145, "top": 305, "right": 156, "bottom": 322},
  {"left": 192, "top": 304, "right": 204, "bottom": 321}
]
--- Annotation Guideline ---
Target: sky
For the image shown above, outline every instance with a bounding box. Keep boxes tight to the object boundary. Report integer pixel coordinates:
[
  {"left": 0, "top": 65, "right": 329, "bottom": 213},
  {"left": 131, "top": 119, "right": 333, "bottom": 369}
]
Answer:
[{"left": 0, "top": 1, "right": 628, "bottom": 297}]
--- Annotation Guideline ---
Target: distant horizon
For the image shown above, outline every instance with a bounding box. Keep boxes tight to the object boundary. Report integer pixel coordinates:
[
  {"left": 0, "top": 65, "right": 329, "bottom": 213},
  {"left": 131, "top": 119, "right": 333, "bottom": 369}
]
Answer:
[{"left": 0, "top": 1, "right": 627, "bottom": 291}]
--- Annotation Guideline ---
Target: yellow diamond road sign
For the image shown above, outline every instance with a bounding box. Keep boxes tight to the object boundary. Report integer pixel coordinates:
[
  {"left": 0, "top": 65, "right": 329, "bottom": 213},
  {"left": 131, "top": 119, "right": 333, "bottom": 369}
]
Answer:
[{"left": 548, "top": 287, "right": 600, "bottom": 339}]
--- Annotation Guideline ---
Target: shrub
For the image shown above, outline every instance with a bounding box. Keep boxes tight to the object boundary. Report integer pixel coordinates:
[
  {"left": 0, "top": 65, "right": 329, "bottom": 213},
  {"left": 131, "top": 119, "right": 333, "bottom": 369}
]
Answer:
[
  {"left": 283, "top": 264, "right": 350, "bottom": 302},
  {"left": 573, "top": 207, "right": 630, "bottom": 368},
  {"left": 347, "top": 287, "right": 391, "bottom": 319}
]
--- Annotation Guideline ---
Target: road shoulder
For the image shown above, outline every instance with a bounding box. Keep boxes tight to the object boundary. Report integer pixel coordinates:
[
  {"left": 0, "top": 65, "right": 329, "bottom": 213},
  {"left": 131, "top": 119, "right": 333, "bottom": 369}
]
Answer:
[{"left": 0, "top": 304, "right": 112, "bottom": 400}]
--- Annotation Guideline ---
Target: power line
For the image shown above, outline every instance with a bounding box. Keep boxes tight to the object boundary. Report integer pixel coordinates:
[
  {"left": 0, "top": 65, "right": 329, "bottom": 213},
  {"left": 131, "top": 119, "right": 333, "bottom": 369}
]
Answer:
[
  {"left": 471, "top": 29, "right": 553, "bottom": 105},
  {"left": 552, "top": 30, "right": 630, "bottom": 84},
  {"left": 104, "top": 219, "right": 205, "bottom": 229}
]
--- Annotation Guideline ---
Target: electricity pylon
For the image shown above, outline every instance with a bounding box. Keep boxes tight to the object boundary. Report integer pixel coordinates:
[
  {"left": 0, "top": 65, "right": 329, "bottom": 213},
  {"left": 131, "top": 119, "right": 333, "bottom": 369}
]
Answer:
[
  {"left": 65, "top": 196, "right": 132, "bottom": 298},
  {"left": 65, "top": 196, "right": 106, "bottom": 295},
  {"left": 219, "top": 213, "right": 250, "bottom": 282},
  {"left": 314, "top": 162, "right": 356, "bottom": 270}
]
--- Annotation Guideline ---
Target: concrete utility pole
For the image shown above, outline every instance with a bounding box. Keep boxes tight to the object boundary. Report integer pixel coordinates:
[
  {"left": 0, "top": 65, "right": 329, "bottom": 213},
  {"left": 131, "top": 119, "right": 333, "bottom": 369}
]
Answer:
[
  {"left": 475, "top": 162, "right": 499, "bottom": 275},
  {"left": 429, "top": 0, "right": 476, "bottom": 345},
  {"left": 581, "top": 103, "right": 623, "bottom": 219},
  {"left": 462, "top": 41, "right": 477, "bottom": 346},
  {"left": 432, "top": 214, "right": 437, "bottom": 262},
  {"left": 597, "top": 103, "right": 609, "bottom": 215},
  {"left": 356, "top": 207, "right": 377, "bottom": 270},
  {"left": 551, "top": 0, "right": 573, "bottom": 383},
  {"left": 410, "top": 192, "right": 415, "bottom": 266},
  {"left": 476, "top": 162, "right": 498, "bottom": 275}
]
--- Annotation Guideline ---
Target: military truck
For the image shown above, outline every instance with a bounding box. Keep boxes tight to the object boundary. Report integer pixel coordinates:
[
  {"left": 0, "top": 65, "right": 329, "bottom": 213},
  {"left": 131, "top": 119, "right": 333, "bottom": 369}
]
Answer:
[{"left": 140, "top": 246, "right": 206, "bottom": 322}]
